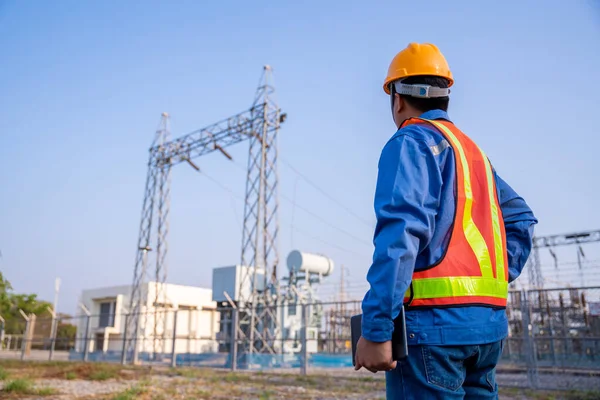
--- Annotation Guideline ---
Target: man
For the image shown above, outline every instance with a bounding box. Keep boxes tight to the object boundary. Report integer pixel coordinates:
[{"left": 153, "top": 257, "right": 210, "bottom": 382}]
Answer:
[{"left": 354, "top": 43, "right": 538, "bottom": 399}]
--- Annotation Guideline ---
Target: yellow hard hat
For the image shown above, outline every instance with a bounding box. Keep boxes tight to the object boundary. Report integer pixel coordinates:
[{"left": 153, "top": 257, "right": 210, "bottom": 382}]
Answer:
[{"left": 383, "top": 43, "right": 454, "bottom": 94}]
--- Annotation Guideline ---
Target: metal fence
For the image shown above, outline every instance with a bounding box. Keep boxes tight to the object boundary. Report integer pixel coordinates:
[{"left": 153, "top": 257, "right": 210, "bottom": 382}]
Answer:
[
  {"left": 1, "top": 288, "right": 599, "bottom": 390},
  {"left": 504, "top": 287, "right": 600, "bottom": 390}
]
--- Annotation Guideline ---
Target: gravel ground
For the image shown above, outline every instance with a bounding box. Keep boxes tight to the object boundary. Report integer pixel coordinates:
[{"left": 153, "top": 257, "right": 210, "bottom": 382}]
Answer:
[
  {"left": 0, "top": 374, "right": 594, "bottom": 400},
  {"left": 301, "top": 367, "right": 600, "bottom": 392},
  {"left": 34, "top": 379, "right": 133, "bottom": 397},
  {"left": 1, "top": 359, "right": 599, "bottom": 399}
]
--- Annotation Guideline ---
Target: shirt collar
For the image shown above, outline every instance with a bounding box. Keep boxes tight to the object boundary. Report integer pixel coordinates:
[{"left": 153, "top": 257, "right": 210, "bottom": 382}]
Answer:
[{"left": 419, "top": 109, "right": 451, "bottom": 122}]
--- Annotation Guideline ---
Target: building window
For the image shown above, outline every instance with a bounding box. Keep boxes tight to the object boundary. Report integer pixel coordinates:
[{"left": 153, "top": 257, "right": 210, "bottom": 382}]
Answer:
[
  {"left": 288, "top": 304, "right": 297, "bottom": 316},
  {"left": 99, "top": 301, "right": 115, "bottom": 328}
]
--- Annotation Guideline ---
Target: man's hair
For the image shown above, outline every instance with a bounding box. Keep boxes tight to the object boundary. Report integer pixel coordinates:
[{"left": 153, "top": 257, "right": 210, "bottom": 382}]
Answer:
[{"left": 398, "top": 75, "right": 450, "bottom": 112}]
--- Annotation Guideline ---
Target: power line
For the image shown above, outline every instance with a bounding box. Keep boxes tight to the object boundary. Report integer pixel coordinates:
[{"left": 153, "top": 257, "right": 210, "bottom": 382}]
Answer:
[
  {"left": 282, "top": 193, "right": 372, "bottom": 246},
  {"left": 292, "top": 227, "right": 371, "bottom": 259},
  {"left": 201, "top": 166, "right": 370, "bottom": 246},
  {"left": 230, "top": 159, "right": 372, "bottom": 246},
  {"left": 280, "top": 159, "right": 373, "bottom": 228},
  {"left": 538, "top": 259, "right": 600, "bottom": 268},
  {"left": 197, "top": 170, "right": 245, "bottom": 202}
]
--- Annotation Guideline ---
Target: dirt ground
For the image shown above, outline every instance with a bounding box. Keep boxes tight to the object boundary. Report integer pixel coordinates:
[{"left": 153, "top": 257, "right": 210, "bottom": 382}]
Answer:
[{"left": 0, "top": 360, "right": 598, "bottom": 400}]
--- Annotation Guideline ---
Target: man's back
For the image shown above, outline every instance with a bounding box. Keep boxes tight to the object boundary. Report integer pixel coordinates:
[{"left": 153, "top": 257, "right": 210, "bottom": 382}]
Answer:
[
  {"left": 361, "top": 109, "right": 535, "bottom": 347},
  {"left": 354, "top": 43, "right": 537, "bottom": 399}
]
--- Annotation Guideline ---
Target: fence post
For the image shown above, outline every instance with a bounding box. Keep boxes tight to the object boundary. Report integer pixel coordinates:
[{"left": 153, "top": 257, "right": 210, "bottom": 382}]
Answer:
[
  {"left": 301, "top": 303, "right": 308, "bottom": 376},
  {"left": 548, "top": 309, "right": 557, "bottom": 368},
  {"left": 121, "top": 314, "right": 129, "bottom": 365},
  {"left": 18, "top": 310, "right": 30, "bottom": 361},
  {"left": 78, "top": 304, "right": 92, "bottom": 362},
  {"left": 83, "top": 315, "right": 91, "bottom": 362},
  {"left": 49, "top": 307, "right": 58, "bottom": 361},
  {"left": 522, "top": 290, "right": 539, "bottom": 389},
  {"left": 171, "top": 309, "right": 179, "bottom": 368},
  {"left": 230, "top": 308, "right": 238, "bottom": 371},
  {"left": 133, "top": 310, "right": 141, "bottom": 365},
  {"left": 0, "top": 316, "right": 5, "bottom": 351},
  {"left": 20, "top": 320, "right": 30, "bottom": 361}
]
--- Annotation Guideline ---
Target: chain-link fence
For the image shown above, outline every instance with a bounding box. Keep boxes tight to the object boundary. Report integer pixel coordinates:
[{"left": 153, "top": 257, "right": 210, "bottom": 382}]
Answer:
[
  {"left": 505, "top": 287, "right": 600, "bottom": 390},
  {"left": 1, "top": 289, "right": 599, "bottom": 390}
]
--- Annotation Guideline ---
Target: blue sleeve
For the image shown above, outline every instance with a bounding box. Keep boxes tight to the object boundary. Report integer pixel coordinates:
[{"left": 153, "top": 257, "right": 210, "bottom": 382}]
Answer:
[
  {"left": 361, "top": 134, "right": 441, "bottom": 342},
  {"left": 494, "top": 172, "right": 538, "bottom": 283}
]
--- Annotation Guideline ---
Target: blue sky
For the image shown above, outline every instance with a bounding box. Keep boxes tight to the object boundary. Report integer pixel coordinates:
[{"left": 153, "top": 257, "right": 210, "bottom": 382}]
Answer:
[{"left": 1, "top": 0, "right": 599, "bottom": 313}]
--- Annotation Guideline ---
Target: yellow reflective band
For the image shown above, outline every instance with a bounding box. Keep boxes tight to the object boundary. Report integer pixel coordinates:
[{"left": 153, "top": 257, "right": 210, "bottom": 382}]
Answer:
[
  {"left": 411, "top": 277, "right": 509, "bottom": 299},
  {"left": 479, "top": 150, "right": 507, "bottom": 282},
  {"left": 427, "top": 120, "right": 493, "bottom": 279}
]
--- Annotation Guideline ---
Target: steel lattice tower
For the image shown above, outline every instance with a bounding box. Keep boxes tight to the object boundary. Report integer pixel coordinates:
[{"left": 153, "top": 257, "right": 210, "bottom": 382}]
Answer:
[
  {"left": 125, "top": 66, "right": 284, "bottom": 364},
  {"left": 238, "top": 66, "right": 281, "bottom": 355},
  {"left": 153, "top": 113, "right": 171, "bottom": 357}
]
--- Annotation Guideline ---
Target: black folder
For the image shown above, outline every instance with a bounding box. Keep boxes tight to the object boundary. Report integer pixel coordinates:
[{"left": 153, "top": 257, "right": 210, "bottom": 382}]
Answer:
[{"left": 351, "top": 306, "right": 408, "bottom": 366}]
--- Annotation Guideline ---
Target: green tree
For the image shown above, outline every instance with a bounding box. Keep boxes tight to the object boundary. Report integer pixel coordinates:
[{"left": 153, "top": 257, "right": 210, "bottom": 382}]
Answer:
[
  {"left": 0, "top": 271, "right": 13, "bottom": 314},
  {"left": 0, "top": 273, "right": 52, "bottom": 335},
  {"left": 56, "top": 319, "right": 77, "bottom": 350}
]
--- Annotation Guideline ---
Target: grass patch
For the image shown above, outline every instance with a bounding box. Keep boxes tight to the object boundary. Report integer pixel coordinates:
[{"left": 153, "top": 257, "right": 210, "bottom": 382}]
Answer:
[
  {"left": 112, "top": 385, "right": 147, "bottom": 400},
  {"left": 89, "top": 368, "right": 119, "bottom": 381},
  {"left": 2, "top": 378, "right": 34, "bottom": 394},
  {"left": 294, "top": 375, "right": 317, "bottom": 386},
  {"left": 0, "top": 367, "right": 8, "bottom": 380},
  {"left": 561, "top": 390, "right": 600, "bottom": 400},
  {"left": 1, "top": 378, "right": 57, "bottom": 396},
  {"left": 36, "top": 387, "right": 59, "bottom": 396},
  {"left": 174, "top": 368, "right": 203, "bottom": 378},
  {"left": 208, "top": 372, "right": 253, "bottom": 384},
  {"left": 193, "top": 389, "right": 212, "bottom": 399},
  {"left": 223, "top": 373, "right": 244, "bottom": 382},
  {"left": 259, "top": 390, "right": 274, "bottom": 400},
  {"left": 0, "top": 359, "right": 147, "bottom": 382},
  {"left": 65, "top": 371, "right": 77, "bottom": 380}
]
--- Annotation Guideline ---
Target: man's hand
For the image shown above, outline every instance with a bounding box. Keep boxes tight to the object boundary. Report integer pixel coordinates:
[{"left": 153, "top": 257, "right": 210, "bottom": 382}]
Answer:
[{"left": 354, "top": 336, "right": 397, "bottom": 373}]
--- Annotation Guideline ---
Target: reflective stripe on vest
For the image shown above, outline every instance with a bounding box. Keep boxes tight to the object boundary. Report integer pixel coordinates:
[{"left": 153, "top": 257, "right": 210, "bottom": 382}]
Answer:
[{"left": 401, "top": 118, "right": 508, "bottom": 308}]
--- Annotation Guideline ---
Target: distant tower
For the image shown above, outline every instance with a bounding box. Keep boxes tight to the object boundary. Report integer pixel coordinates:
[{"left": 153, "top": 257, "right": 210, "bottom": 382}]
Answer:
[
  {"left": 126, "top": 66, "right": 285, "bottom": 363},
  {"left": 237, "top": 65, "right": 283, "bottom": 354}
]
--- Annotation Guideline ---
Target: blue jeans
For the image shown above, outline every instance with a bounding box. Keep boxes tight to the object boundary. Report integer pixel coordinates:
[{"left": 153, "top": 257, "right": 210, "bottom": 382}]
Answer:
[{"left": 385, "top": 341, "right": 503, "bottom": 399}]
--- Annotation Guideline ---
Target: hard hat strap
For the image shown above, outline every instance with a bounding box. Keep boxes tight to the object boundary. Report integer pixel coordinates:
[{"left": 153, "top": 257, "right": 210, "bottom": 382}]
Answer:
[{"left": 393, "top": 82, "right": 449, "bottom": 98}]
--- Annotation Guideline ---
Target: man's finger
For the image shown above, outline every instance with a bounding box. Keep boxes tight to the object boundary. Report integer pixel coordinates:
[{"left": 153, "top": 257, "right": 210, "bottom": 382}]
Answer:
[
  {"left": 390, "top": 360, "right": 397, "bottom": 370},
  {"left": 354, "top": 361, "right": 362, "bottom": 371}
]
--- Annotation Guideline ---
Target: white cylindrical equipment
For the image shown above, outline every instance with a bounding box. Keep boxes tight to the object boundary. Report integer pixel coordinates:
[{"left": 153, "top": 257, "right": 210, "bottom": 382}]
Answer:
[{"left": 286, "top": 250, "right": 334, "bottom": 277}]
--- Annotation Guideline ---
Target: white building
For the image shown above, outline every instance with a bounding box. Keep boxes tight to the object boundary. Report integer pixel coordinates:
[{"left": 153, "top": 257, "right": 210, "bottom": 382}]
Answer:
[{"left": 75, "top": 282, "right": 219, "bottom": 356}]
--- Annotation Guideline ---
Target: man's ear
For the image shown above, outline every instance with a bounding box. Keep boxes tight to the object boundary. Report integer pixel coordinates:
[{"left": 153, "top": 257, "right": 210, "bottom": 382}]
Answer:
[
  {"left": 393, "top": 93, "right": 404, "bottom": 115},
  {"left": 392, "top": 93, "right": 405, "bottom": 128}
]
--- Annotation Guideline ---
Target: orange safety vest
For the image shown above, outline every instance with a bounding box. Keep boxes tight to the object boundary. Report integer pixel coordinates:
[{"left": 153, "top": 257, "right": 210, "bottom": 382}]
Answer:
[{"left": 401, "top": 118, "right": 509, "bottom": 309}]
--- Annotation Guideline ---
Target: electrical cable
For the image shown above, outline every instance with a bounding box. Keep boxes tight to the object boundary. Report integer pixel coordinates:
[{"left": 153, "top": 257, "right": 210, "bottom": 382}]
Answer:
[
  {"left": 280, "top": 159, "right": 373, "bottom": 228},
  {"left": 292, "top": 227, "right": 371, "bottom": 259},
  {"left": 229, "top": 159, "right": 372, "bottom": 246},
  {"left": 281, "top": 193, "right": 372, "bottom": 247}
]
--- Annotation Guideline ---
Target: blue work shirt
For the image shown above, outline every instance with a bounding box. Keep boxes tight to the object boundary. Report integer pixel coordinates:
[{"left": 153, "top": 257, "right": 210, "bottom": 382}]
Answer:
[{"left": 361, "top": 109, "right": 538, "bottom": 345}]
